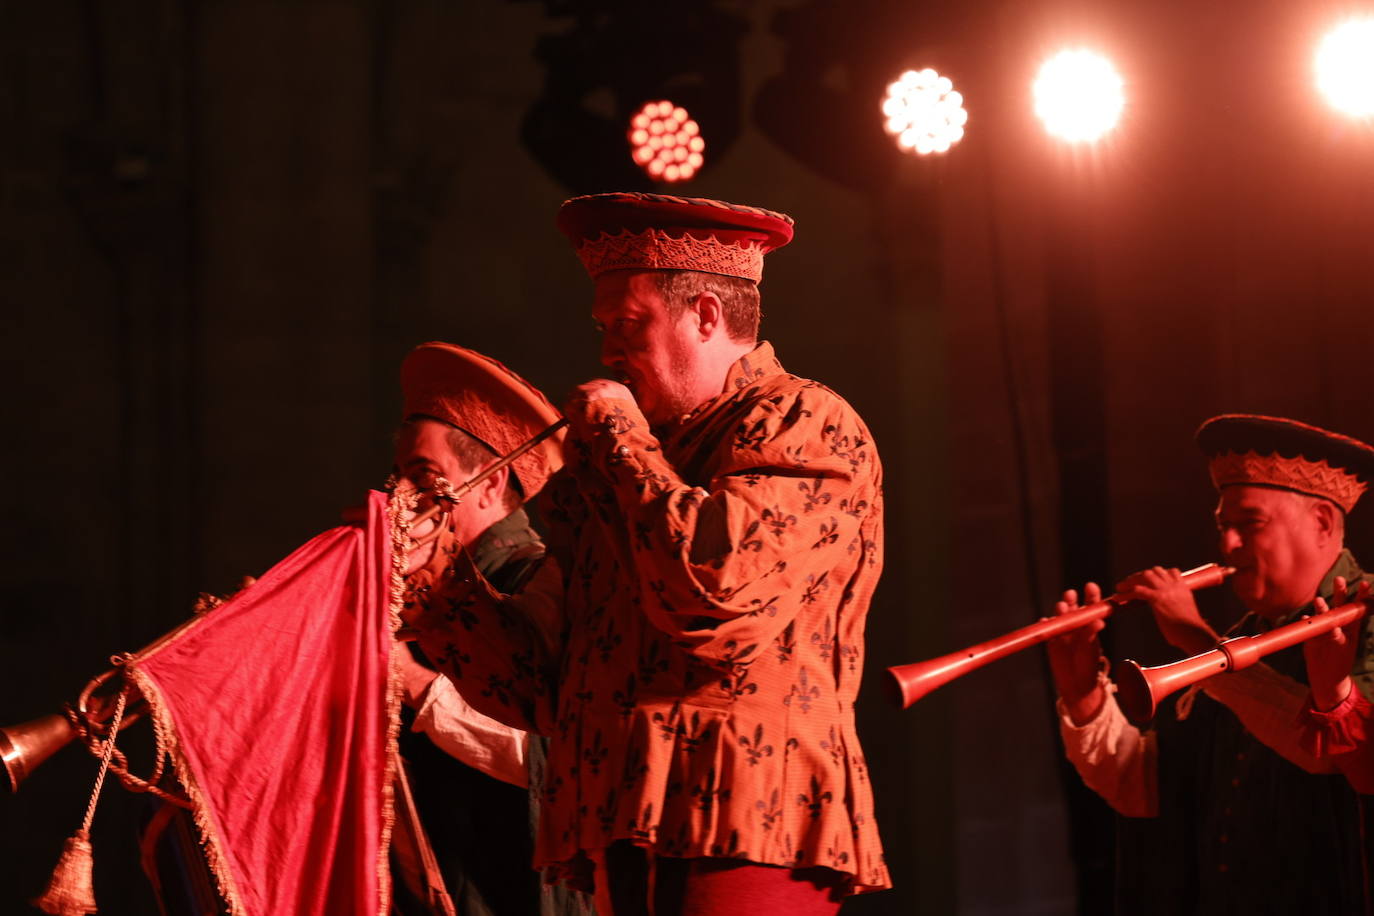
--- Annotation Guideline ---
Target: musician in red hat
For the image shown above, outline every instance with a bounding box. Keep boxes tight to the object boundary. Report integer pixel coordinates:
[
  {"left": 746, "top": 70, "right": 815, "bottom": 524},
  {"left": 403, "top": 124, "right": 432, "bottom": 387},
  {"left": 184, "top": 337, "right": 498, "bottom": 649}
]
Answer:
[
  {"left": 404, "top": 193, "right": 888, "bottom": 915},
  {"left": 1046, "top": 414, "right": 1374, "bottom": 913},
  {"left": 136, "top": 343, "right": 581, "bottom": 916},
  {"left": 390, "top": 342, "right": 592, "bottom": 916}
]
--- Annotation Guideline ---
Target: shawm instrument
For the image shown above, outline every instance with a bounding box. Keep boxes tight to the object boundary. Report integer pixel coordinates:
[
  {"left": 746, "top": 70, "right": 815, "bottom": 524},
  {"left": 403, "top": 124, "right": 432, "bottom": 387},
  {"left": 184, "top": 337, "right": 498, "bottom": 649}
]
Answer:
[
  {"left": 1114, "top": 597, "right": 1370, "bottom": 725},
  {"left": 887, "top": 563, "right": 1235, "bottom": 708}
]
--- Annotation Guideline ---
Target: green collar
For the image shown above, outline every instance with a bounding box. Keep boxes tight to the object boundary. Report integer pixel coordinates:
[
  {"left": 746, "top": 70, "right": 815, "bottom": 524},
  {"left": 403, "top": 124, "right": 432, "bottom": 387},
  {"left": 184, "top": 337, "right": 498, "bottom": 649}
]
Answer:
[
  {"left": 1318, "top": 548, "right": 1365, "bottom": 599},
  {"left": 472, "top": 507, "right": 541, "bottom": 579},
  {"left": 1268, "top": 548, "right": 1366, "bottom": 627}
]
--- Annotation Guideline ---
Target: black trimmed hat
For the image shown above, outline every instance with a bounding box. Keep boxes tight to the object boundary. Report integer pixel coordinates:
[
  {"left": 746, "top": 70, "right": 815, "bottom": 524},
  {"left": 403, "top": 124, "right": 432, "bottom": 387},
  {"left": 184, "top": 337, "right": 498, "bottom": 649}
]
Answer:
[{"left": 1196, "top": 414, "right": 1374, "bottom": 513}]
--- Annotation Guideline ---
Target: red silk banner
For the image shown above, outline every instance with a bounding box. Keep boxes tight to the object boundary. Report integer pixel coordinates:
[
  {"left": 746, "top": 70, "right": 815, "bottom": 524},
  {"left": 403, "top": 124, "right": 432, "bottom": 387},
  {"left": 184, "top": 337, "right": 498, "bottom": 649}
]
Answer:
[{"left": 128, "top": 490, "right": 400, "bottom": 916}]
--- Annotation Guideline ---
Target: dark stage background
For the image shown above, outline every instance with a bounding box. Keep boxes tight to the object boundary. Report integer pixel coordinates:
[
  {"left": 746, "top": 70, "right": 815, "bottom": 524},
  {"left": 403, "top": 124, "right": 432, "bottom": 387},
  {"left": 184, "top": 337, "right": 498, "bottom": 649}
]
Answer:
[{"left": 3, "top": 1, "right": 1373, "bottom": 913}]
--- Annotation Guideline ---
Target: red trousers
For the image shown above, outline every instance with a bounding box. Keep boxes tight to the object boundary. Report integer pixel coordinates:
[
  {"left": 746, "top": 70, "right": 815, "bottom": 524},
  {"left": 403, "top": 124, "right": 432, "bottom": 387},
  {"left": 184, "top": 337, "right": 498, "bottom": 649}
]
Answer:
[{"left": 596, "top": 841, "right": 846, "bottom": 916}]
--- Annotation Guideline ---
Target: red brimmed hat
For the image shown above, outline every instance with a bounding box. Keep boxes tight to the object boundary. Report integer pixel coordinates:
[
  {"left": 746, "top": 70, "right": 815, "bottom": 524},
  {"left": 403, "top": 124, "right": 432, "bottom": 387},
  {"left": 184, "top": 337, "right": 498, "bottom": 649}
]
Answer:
[
  {"left": 1196, "top": 414, "right": 1374, "bottom": 513},
  {"left": 400, "top": 343, "right": 565, "bottom": 500},
  {"left": 555, "top": 191, "right": 795, "bottom": 283}
]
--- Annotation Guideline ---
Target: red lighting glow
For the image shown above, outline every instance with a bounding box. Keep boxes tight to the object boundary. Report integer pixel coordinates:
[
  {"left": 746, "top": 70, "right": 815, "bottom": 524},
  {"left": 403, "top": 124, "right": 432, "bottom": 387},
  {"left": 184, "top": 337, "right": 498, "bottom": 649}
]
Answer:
[
  {"left": 1033, "top": 50, "right": 1125, "bottom": 142},
  {"left": 628, "top": 100, "right": 705, "bottom": 183},
  {"left": 1316, "top": 18, "right": 1374, "bottom": 117},
  {"left": 882, "top": 68, "right": 968, "bottom": 155}
]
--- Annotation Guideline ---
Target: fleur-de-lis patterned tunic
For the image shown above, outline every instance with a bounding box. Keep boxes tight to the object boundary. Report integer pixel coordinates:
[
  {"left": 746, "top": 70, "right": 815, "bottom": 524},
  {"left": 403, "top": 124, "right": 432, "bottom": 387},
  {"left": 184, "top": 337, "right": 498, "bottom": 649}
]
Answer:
[{"left": 409, "top": 342, "right": 890, "bottom": 896}]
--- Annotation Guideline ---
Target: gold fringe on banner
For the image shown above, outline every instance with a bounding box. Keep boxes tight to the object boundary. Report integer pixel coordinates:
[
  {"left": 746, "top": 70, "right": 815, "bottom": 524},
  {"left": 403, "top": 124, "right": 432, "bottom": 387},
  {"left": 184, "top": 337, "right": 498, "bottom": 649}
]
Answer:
[
  {"left": 379, "top": 488, "right": 419, "bottom": 916},
  {"left": 125, "top": 665, "right": 248, "bottom": 916}
]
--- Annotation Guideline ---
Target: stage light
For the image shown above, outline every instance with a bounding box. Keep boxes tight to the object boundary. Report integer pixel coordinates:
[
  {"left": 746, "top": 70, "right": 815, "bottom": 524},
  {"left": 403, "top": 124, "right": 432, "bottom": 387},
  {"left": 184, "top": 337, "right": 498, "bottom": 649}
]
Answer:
[
  {"left": 1316, "top": 18, "right": 1374, "bottom": 117},
  {"left": 1033, "top": 50, "right": 1125, "bottom": 142},
  {"left": 628, "top": 100, "right": 705, "bottom": 183},
  {"left": 881, "top": 68, "right": 968, "bottom": 155}
]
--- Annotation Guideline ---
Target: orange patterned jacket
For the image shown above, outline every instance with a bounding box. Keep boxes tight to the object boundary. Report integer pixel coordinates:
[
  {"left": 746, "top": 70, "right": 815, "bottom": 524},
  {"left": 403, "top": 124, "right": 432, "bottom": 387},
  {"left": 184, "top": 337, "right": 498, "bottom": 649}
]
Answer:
[{"left": 410, "top": 342, "right": 890, "bottom": 895}]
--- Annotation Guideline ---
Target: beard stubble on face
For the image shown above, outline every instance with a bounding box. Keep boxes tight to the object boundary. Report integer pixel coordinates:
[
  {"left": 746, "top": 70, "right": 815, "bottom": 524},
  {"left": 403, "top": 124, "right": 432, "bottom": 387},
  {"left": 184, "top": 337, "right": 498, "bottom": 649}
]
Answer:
[
  {"left": 653, "top": 326, "right": 700, "bottom": 425},
  {"left": 632, "top": 314, "right": 702, "bottom": 426}
]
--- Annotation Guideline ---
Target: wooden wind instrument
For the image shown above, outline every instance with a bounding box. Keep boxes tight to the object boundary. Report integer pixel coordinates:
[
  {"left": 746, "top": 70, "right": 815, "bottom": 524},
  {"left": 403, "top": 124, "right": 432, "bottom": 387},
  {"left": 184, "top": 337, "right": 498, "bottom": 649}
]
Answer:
[
  {"left": 1114, "top": 596, "right": 1370, "bottom": 725},
  {"left": 886, "top": 563, "right": 1235, "bottom": 709}
]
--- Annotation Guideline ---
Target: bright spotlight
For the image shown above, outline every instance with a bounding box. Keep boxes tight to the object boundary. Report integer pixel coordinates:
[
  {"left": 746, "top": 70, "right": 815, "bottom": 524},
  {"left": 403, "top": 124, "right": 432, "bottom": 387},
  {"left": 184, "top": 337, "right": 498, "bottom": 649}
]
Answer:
[
  {"left": 628, "top": 100, "right": 705, "bottom": 183},
  {"left": 1033, "top": 50, "right": 1125, "bottom": 142},
  {"left": 881, "top": 68, "right": 969, "bottom": 155},
  {"left": 1316, "top": 18, "right": 1374, "bottom": 117}
]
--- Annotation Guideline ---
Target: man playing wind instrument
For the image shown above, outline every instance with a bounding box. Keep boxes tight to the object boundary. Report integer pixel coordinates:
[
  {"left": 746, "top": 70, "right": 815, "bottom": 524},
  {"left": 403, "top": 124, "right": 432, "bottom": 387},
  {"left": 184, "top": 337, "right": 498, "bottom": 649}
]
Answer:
[
  {"left": 1047, "top": 414, "right": 1374, "bottom": 914},
  {"left": 403, "top": 193, "right": 889, "bottom": 916}
]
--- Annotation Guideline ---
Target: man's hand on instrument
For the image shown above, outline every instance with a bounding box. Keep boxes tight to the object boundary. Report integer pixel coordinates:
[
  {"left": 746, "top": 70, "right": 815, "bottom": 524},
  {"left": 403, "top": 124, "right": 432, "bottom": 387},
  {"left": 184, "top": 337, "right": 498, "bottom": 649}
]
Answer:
[
  {"left": 1117, "top": 566, "right": 1217, "bottom": 655},
  {"left": 1304, "top": 576, "right": 1368, "bottom": 711},
  {"left": 1046, "top": 583, "right": 1108, "bottom": 726},
  {"left": 564, "top": 379, "right": 641, "bottom": 440},
  {"left": 571, "top": 378, "right": 633, "bottom": 404},
  {"left": 403, "top": 509, "right": 443, "bottom": 576}
]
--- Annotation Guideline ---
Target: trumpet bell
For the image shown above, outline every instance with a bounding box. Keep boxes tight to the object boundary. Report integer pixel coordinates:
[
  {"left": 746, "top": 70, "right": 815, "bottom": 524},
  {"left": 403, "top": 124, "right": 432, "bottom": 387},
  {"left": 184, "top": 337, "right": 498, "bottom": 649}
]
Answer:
[
  {"left": 1112, "top": 660, "right": 1157, "bottom": 726},
  {"left": 1113, "top": 648, "right": 1233, "bottom": 727},
  {"left": 0, "top": 713, "right": 75, "bottom": 792}
]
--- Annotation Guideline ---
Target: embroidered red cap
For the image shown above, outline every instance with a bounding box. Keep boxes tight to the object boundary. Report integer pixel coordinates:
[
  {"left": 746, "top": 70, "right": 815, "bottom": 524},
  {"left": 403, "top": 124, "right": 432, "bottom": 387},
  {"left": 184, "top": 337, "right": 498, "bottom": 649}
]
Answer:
[
  {"left": 1196, "top": 414, "right": 1374, "bottom": 513},
  {"left": 400, "top": 342, "right": 565, "bottom": 500},
  {"left": 555, "top": 191, "right": 795, "bottom": 283}
]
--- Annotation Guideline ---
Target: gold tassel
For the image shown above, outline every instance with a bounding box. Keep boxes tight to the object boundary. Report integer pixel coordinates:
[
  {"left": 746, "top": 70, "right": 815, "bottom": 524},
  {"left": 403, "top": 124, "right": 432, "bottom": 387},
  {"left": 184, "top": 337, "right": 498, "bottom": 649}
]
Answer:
[
  {"left": 33, "top": 829, "right": 97, "bottom": 915},
  {"left": 34, "top": 687, "right": 128, "bottom": 915}
]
